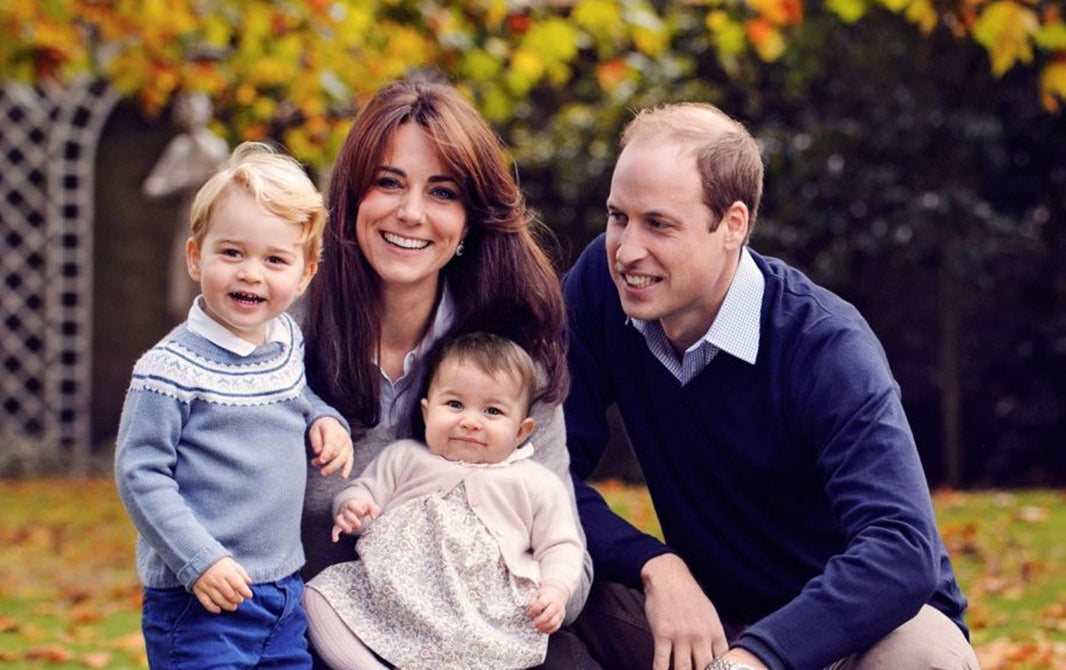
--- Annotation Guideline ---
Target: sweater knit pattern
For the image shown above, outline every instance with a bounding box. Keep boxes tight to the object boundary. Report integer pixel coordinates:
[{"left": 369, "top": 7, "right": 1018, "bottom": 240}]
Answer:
[{"left": 129, "top": 313, "right": 305, "bottom": 406}]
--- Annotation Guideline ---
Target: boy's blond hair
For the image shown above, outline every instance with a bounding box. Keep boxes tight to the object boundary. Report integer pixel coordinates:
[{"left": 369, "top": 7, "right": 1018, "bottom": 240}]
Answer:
[{"left": 189, "top": 142, "right": 327, "bottom": 262}]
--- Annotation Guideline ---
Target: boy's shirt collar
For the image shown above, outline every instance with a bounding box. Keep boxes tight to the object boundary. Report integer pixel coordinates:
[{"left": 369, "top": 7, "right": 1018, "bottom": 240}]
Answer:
[{"left": 186, "top": 296, "right": 290, "bottom": 357}]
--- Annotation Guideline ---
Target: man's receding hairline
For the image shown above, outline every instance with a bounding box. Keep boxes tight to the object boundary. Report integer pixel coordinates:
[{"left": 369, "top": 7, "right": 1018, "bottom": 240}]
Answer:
[{"left": 622, "top": 105, "right": 738, "bottom": 148}]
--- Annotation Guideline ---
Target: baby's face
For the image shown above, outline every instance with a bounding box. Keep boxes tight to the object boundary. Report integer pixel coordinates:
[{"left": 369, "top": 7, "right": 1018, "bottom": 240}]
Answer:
[{"left": 421, "top": 358, "right": 534, "bottom": 464}]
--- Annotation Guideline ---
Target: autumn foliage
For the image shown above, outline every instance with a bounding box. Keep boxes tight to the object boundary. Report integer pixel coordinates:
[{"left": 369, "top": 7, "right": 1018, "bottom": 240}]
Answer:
[{"left": 1, "top": 0, "right": 1063, "bottom": 168}]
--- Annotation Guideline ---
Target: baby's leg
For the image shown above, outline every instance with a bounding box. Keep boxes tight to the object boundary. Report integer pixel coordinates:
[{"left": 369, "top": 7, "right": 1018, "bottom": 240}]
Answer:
[{"left": 303, "top": 586, "right": 392, "bottom": 670}]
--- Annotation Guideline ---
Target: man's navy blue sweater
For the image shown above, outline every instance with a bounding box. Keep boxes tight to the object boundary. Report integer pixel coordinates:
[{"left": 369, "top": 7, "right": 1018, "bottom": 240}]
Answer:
[{"left": 564, "top": 235, "right": 968, "bottom": 670}]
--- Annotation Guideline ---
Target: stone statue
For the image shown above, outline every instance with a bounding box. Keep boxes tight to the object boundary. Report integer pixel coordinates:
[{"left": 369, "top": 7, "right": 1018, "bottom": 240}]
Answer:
[{"left": 143, "top": 92, "right": 229, "bottom": 321}]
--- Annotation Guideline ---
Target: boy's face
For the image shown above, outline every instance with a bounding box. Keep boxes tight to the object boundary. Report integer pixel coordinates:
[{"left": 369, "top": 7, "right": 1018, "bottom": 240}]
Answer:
[
  {"left": 186, "top": 189, "right": 317, "bottom": 345},
  {"left": 420, "top": 358, "right": 535, "bottom": 465}
]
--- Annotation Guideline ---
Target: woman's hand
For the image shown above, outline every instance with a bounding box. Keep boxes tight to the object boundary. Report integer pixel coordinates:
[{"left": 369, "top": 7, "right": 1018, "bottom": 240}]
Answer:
[
  {"left": 309, "top": 417, "right": 354, "bottom": 478},
  {"left": 192, "top": 557, "right": 253, "bottom": 614},
  {"left": 528, "top": 580, "right": 570, "bottom": 634},
  {"left": 331, "top": 499, "right": 382, "bottom": 542}
]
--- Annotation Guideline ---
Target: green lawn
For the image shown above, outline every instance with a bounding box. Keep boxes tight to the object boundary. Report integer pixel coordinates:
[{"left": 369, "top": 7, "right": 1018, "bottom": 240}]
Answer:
[{"left": 1, "top": 480, "right": 1062, "bottom": 669}]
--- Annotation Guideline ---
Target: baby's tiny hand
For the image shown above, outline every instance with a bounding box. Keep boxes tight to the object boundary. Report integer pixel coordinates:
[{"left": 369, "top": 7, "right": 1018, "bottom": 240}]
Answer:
[
  {"left": 330, "top": 499, "right": 381, "bottom": 542},
  {"left": 309, "top": 417, "right": 353, "bottom": 479},
  {"left": 527, "top": 580, "right": 569, "bottom": 634}
]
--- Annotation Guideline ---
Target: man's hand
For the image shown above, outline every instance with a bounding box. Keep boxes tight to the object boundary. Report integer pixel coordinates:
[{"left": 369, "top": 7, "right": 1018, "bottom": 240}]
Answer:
[
  {"left": 309, "top": 417, "right": 353, "bottom": 478},
  {"left": 331, "top": 499, "right": 381, "bottom": 542},
  {"left": 527, "top": 580, "right": 570, "bottom": 634},
  {"left": 192, "top": 557, "right": 253, "bottom": 614},
  {"left": 641, "top": 553, "right": 728, "bottom": 670}
]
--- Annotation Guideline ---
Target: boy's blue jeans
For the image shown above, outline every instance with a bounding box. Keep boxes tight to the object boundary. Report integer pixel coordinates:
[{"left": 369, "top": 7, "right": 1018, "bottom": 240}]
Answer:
[{"left": 142, "top": 573, "right": 311, "bottom": 670}]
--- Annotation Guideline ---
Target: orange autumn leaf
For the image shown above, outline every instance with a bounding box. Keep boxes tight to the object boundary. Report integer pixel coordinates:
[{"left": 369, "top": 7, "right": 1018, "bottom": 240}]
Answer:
[
  {"left": 746, "top": 0, "right": 804, "bottom": 26},
  {"left": 25, "top": 646, "right": 73, "bottom": 663},
  {"left": 595, "top": 58, "right": 629, "bottom": 90},
  {"left": 746, "top": 18, "right": 787, "bottom": 61}
]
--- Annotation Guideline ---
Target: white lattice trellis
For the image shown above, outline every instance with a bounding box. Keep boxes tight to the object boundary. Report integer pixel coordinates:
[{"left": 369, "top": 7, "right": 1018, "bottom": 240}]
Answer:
[{"left": 0, "top": 78, "right": 119, "bottom": 470}]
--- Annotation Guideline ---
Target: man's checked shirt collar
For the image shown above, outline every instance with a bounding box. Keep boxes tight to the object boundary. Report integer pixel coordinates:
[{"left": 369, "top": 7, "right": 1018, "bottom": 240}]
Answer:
[{"left": 628, "top": 246, "right": 764, "bottom": 385}]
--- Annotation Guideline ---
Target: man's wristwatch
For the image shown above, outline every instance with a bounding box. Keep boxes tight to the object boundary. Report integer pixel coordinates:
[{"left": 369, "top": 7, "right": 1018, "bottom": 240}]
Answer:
[{"left": 705, "top": 659, "right": 756, "bottom": 670}]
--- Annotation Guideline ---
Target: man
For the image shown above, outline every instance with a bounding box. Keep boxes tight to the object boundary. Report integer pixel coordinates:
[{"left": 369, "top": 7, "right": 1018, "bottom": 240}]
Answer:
[{"left": 561, "top": 103, "right": 979, "bottom": 670}]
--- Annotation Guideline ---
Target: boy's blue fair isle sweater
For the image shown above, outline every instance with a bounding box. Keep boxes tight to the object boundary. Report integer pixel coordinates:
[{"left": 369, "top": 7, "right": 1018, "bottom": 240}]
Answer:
[{"left": 115, "top": 312, "right": 344, "bottom": 591}]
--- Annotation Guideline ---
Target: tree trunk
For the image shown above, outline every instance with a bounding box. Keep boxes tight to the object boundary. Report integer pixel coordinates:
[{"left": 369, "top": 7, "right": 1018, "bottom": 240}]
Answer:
[{"left": 939, "top": 255, "right": 963, "bottom": 487}]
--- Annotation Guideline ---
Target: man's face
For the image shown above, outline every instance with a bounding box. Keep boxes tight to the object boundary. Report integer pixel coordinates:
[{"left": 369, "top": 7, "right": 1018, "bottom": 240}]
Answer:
[{"left": 605, "top": 137, "right": 744, "bottom": 352}]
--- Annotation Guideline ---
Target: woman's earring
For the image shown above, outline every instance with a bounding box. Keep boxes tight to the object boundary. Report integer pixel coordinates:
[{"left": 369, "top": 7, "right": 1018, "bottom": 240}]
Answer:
[{"left": 455, "top": 239, "right": 465, "bottom": 257}]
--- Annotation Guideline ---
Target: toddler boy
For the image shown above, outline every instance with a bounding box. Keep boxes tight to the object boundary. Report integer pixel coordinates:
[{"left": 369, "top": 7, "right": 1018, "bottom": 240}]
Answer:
[{"left": 115, "top": 142, "right": 353, "bottom": 668}]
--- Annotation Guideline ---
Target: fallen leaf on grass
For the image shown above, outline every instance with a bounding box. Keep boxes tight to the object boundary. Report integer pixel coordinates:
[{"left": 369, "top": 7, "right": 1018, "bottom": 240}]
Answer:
[
  {"left": 993, "top": 492, "right": 1017, "bottom": 507},
  {"left": 80, "top": 651, "right": 112, "bottom": 668},
  {"left": 0, "top": 614, "right": 20, "bottom": 632},
  {"left": 70, "top": 603, "right": 104, "bottom": 624},
  {"left": 111, "top": 631, "right": 145, "bottom": 651},
  {"left": 25, "top": 645, "right": 73, "bottom": 663},
  {"left": 61, "top": 585, "right": 93, "bottom": 605},
  {"left": 933, "top": 488, "right": 967, "bottom": 508},
  {"left": 1018, "top": 505, "right": 1050, "bottom": 523},
  {"left": 941, "top": 520, "right": 982, "bottom": 557}
]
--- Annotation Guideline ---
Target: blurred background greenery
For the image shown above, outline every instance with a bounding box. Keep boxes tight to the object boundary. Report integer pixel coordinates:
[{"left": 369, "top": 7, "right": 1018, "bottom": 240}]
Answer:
[{"left": 2, "top": 0, "right": 1065, "bottom": 487}]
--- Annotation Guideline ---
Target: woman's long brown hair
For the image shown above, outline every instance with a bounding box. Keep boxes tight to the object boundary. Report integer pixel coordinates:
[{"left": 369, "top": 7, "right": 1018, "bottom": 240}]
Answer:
[{"left": 303, "top": 79, "right": 567, "bottom": 435}]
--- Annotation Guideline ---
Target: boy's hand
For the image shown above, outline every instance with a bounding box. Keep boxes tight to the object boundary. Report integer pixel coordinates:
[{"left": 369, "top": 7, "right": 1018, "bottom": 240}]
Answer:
[
  {"left": 192, "top": 557, "right": 253, "bottom": 614},
  {"left": 527, "top": 580, "right": 569, "bottom": 634},
  {"left": 309, "top": 417, "right": 353, "bottom": 479},
  {"left": 331, "top": 499, "right": 382, "bottom": 542}
]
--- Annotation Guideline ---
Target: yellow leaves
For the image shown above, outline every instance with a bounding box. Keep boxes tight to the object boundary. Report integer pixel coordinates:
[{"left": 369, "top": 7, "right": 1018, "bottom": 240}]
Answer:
[
  {"left": 627, "top": 7, "right": 670, "bottom": 56},
  {"left": 462, "top": 48, "right": 502, "bottom": 82},
  {"left": 878, "top": 0, "right": 912, "bottom": 13},
  {"left": 974, "top": 1, "right": 1039, "bottom": 75},
  {"left": 1039, "top": 60, "right": 1066, "bottom": 111},
  {"left": 480, "top": 86, "right": 513, "bottom": 124},
  {"left": 707, "top": 9, "right": 749, "bottom": 63},
  {"left": 522, "top": 17, "right": 579, "bottom": 65},
  {"left": 827, "top": 0, "right": 869, "bottom": 24},
  {"left": 906, "top": 0, "right": 939, "bottom": 34},
  {"left": 236, "top": 83, "right": 258, "bottom": 106},
  {"left": 249, "top": 55, "right": 298, "bottom": 87},
  {"left": 506, "top": 49, "right": 545, "bottom": 96},
  {"left": 336, "top": 5, "right": 374, "bottom": 49},
  {"left": 573, "top": 0, "right": 625, "bottom": 46}
]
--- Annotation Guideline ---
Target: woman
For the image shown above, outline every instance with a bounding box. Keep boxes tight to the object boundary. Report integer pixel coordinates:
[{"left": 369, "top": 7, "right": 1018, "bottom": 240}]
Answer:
[{"left": 299, "top": 79, "right": 592, "bottom": 667}]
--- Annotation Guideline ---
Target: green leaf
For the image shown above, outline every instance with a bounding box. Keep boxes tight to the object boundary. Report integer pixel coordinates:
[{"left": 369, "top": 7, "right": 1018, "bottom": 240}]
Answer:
[{"left": 1034, "top": 20, "right": 1066, "bottom": 51}]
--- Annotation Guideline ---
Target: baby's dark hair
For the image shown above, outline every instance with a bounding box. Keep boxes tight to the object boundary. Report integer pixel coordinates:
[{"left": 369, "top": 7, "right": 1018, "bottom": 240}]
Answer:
[{"left": 424, "top": 332, "right": 539, "bottom": 416}]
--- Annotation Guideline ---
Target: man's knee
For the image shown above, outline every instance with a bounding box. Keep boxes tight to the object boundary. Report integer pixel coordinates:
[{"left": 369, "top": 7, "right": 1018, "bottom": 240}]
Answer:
[
  {"left": 551, "top": 581, "right": 653, "bottom": 670},
  {"left": 845, "top": 605, "right": 980, "bottom": 670}
]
